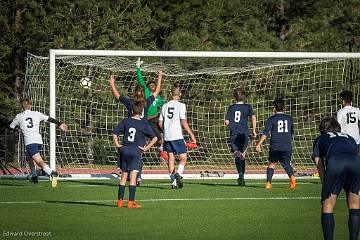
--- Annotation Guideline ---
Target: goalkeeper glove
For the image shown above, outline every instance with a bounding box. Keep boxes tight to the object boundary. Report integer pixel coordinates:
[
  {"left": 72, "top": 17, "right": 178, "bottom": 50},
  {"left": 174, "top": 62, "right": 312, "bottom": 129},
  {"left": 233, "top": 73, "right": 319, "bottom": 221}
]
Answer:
[{"left": 136, "top": 58, "right": 143, "bottom": 68}]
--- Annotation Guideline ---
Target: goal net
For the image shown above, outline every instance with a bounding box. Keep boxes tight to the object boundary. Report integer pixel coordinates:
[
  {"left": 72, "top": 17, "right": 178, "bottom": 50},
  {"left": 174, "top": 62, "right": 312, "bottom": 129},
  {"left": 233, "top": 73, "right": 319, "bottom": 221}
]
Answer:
[{"left": 17, "top": 51, "right": 360, "bottom": 178}]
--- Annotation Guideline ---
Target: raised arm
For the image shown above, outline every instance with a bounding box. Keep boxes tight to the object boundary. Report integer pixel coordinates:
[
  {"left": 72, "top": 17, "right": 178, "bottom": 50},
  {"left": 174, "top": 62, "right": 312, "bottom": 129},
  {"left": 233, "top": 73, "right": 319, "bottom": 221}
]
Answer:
[
  {"left": 109, "top": 74, "right": 120, "bottom": 100},
  {"left": 135, "top": 58, "right": 152, "bottom": 97},
  {"left": 181, "top": 119, "right": 196, "bottom": 143},
  {"left": 152, "top": 70, "right": 163, "bottom": 99}
]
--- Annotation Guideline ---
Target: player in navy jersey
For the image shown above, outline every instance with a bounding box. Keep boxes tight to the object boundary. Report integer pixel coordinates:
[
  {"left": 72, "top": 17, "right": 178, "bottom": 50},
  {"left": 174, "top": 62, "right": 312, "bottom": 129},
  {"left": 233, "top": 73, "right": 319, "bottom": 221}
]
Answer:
[
  {"left": 256, "top": 98, "right": 296, "bottom": 189},
  {"left": 112, "top": 101, "right": 158, "bottom": 208},
  {"left": 312, "top": 117, "right": 360, "bottom": 240},
  {"left": 110, "top": 72, "right": 162, "bottom": 185},
  {"left": 225, "top": 88, "right": 257, "bottom": 186}
]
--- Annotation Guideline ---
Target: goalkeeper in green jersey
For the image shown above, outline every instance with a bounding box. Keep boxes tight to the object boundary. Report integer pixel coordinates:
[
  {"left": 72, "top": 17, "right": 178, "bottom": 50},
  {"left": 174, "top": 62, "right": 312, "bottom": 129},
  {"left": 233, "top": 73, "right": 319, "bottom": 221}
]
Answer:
[{"left": 135, "top": 58, "right": 168, "bottom": 160}]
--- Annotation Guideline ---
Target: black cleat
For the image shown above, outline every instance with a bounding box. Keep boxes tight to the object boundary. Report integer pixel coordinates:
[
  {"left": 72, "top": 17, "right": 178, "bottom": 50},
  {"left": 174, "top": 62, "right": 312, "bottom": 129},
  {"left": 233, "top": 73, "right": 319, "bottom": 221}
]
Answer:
[
  {"left": 237, "top": 175, "right": 245, "bottom": 186},
  {"left": 31, "top": 176, "right": 38, "bottom": 184},
  {"left": 174, "top": 173, "right": 183, "bottom": 188}
]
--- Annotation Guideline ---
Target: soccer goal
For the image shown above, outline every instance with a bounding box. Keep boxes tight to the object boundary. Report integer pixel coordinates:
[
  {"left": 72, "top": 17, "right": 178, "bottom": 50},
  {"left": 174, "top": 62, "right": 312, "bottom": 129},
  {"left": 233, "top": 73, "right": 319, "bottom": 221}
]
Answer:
[{"left": 18, "top": 50, "right": 360, "bottom": 179}]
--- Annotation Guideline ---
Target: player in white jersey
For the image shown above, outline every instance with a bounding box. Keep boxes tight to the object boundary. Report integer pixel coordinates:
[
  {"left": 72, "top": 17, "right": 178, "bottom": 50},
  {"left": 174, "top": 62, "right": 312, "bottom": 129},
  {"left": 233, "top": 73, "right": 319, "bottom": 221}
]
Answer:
[
  {"left": 9, "top": 99, "right": 68, "bottom": 187},
  {"left": 337, "top": 90, "right": 360, "bottom": 146},
  {"left": 159, "top": 85, "right": 196, "bottom": 189}
]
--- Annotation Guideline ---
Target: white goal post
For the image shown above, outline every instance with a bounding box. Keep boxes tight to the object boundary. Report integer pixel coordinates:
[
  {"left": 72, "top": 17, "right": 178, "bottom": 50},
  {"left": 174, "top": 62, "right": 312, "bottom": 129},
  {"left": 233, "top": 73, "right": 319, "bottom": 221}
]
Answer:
[{"left": 46, "top": 50, "right": 359, "bottom": 177}]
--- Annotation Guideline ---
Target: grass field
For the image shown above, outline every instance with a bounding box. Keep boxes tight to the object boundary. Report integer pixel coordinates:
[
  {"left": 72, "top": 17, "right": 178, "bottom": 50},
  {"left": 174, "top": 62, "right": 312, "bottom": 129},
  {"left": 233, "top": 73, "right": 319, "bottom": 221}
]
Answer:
[{"left": 0, "top": 178, "right": 350, "bottom": 240}]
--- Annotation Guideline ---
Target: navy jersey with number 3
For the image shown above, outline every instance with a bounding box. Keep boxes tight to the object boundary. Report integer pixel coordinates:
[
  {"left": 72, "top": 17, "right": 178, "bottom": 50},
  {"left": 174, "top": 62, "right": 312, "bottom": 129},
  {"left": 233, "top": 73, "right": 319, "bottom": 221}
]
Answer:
[
  {"left": 263, "top": 113, "right": 294, "bottom": 151},
  {"left": 113, "top": 118, "right": 155, "bottom": 147},
  {"left": 225, "top": 103, "right": 254, "bottom": 135}
]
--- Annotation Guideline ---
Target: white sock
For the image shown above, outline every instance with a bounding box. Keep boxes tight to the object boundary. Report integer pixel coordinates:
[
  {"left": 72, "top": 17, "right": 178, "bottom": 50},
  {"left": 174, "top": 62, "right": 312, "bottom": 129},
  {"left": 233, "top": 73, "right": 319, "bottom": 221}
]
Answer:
[
  {"left": 177, "top": 164, "right": 185, "bottom": 176},
  {"left": 43, "top": 165, "right": 53, "bottom": 176}
]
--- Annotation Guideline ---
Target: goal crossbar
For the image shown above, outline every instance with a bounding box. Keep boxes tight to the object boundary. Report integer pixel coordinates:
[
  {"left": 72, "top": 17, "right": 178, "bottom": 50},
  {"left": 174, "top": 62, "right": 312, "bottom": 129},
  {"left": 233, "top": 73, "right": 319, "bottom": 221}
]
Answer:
[{"left": 49, "top": 50, "right": 360, "bottom": 172}]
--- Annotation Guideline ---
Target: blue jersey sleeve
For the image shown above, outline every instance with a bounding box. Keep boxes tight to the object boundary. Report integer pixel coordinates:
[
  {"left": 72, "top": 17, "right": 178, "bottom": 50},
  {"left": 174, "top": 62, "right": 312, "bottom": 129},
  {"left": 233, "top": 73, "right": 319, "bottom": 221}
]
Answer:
[
  {"left": 146, "top": 95, "right": 155, "bottom": 106},
  {"left": 113, "top": 121, "right": 125, "bottom": 136},
  {"left": 263, "top": 118, "right": 273, "bottom": 137},
  {"left": 119, "top": 96, "right": 133, "bottom": 117},
  {"left": 225, "top": 106, "right": 231, "bottom": 121},
  {"left": 248, "top": 105, "right": 254, "bottom": 117},
  {"left": 312, "top": 138, "right": 320, "bottom": 159}
]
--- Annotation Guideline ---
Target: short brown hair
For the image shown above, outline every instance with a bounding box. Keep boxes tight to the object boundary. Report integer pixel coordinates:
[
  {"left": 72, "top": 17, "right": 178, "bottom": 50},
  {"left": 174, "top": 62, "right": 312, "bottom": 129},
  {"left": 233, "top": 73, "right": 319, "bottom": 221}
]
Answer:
[
  {"left": 132, "top": 101, "right": 144, "bottom": 116},
  {"left": 22, "top": 98, "right": 32, "bottom": 109},
  {"left": 171, "top": 85, "right": 181, "bottom": 96},
  {"left": 233, "top": 88, "right": 245, "bottom": 102},
  {"left": 318, "top": 117, "right": 341, "bottom": 134}
]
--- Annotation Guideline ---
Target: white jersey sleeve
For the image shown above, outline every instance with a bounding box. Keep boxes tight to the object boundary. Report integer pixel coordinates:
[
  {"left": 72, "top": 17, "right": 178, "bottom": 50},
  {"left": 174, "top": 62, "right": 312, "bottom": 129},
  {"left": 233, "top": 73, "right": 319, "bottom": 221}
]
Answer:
[{"left": 9, "top": 115, "right": 20, "bottom": 129}]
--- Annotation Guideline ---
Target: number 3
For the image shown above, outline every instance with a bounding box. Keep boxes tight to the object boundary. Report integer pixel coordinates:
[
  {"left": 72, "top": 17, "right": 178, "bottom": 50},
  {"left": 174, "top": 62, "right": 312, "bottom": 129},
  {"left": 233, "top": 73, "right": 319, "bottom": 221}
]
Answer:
[{"left": 127, "top": 128, "right": 136, "bottom": 142}]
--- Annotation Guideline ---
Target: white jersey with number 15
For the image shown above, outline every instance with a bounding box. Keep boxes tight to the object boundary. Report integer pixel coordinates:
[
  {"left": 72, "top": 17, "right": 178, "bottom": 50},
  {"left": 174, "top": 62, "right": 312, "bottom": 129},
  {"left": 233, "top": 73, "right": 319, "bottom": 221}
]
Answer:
[
  {"left": 337, "top": 105, "right": 360, "bottom": 144},
  {"left": 159, "top": 100, "right": 186, "bottom": 141}
]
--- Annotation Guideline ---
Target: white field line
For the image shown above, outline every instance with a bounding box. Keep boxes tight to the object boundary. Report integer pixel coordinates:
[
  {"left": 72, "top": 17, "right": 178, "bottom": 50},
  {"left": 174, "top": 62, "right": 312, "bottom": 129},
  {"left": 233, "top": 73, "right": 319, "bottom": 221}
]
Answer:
[{"left": 0, "top": 196, "right": 331, "bottom": 205}]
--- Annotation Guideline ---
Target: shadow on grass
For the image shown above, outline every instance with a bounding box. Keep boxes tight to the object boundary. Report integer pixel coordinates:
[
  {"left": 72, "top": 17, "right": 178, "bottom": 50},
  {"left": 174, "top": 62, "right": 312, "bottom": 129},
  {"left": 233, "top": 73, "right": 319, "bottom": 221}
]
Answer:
[{"left": 46, "top": 200, "right": 115, "bottom": 207}]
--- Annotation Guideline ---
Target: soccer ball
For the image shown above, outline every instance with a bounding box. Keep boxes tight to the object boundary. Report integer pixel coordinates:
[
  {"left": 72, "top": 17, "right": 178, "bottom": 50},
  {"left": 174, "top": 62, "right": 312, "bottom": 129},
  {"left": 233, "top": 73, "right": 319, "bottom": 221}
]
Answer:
[{"left": 80, "top": 77, "right": 92, "bottom": 89}]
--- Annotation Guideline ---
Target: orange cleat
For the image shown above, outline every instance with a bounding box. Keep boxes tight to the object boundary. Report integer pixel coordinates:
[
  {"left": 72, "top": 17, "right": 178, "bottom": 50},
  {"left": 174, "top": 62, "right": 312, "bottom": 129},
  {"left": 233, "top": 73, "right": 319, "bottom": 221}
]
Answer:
[
  {"left": 160, "top": 151, "right": 169, "bottom": 161},
  {"left": 290, "top": 176, "right": 296, "bottom": 189},
  {"left": 117, "top": 199, "right": 123, "bottom": 208},
  {"left": 265, "top": 182, "right": 272, "bottom": 189},
  {"left": 185, "top": 142, "right": 198, "bottom": 149},
  {"left": 127, "top": 200, "right": 142, "bottom": 208}
]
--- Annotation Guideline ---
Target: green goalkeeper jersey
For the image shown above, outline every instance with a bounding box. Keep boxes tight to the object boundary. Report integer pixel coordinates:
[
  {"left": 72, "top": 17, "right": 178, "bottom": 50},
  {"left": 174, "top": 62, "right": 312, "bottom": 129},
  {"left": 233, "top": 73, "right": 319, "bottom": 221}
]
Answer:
[{"left": 136, "top": 67, "right": 165, "bottom": 119}]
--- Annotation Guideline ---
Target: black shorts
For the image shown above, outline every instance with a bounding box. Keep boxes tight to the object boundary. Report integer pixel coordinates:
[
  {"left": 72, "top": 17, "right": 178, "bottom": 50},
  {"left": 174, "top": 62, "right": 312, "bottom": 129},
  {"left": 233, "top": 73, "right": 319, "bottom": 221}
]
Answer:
[
  {"left": 229, "top": 133, "right": 248, "bottom": 152},
  {"left": 118, "top": 146, "right": 142, "bottom": 172},
  {"left": 268, "top": 149, "right": 292, "bottom": 164},
  {"left": 321, "top": 154, "right": 360, "bottom": 202},
  {"left": 148, "top": 116, "right": 162, "bottom": 142}
]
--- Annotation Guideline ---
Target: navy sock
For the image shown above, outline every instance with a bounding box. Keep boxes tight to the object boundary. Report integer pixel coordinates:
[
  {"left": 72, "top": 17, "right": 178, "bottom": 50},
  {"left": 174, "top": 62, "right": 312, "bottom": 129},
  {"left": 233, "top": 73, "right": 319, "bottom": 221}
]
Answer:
[
  {"left": 322, "top": 212, "right": 334, "bottom": 240},
  {"left": 118, "top": 185, "right": 125, "bottom": 200},
  {"left": 349, "top": 209, "right": 360, "bottom": 240},
  {"left": 235, "top": 157, "right": 242, "bottom": 175},
  {"left": 129, "top": 185, "right": 136, "bottom": 201},
  {"left": 241, "top": 160, "right": 245, "bottom": 175},
  {"left": 266, "top": 168, "right": 274, "bottom": 183},
  {"left": 284, "top": 165, "right": 294, "bottom": 178}
]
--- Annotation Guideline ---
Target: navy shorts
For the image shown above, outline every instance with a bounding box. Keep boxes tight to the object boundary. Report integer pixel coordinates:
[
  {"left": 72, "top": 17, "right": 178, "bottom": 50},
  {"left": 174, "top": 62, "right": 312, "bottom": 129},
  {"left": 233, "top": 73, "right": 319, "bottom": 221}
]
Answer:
[
  {"left": 268, "top": 148, "right": 292, "bottom": 164},
  {"left": 321, "top": 154, "right": 360, "bottom": 202},
  {"left": 118, "top": 146, "right": 142, "bottom": 173},
  {"left": 164, "top": 139, "right": 187, "bottom": 155},
  {"left": 26, "top": 144, "right": 42, "bottom": 157},
  {"left": 230, "top": 133, "right": 248, "bottom": 152},
  {"left": 148, "top": 116, "right": 162, "bottom": 141}
]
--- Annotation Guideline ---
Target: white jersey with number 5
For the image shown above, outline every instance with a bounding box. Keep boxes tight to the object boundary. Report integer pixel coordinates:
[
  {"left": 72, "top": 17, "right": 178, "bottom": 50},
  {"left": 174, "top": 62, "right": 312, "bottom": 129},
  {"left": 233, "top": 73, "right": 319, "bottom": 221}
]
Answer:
[
  {"left": 337, "top": 106, "right": 360, "bottom": 144},
  {"left": 159, "top": 100, "right": 186, "bottom": 141},
  {"left": 9, "top": 110, "right": 49, "bottom": 146}
]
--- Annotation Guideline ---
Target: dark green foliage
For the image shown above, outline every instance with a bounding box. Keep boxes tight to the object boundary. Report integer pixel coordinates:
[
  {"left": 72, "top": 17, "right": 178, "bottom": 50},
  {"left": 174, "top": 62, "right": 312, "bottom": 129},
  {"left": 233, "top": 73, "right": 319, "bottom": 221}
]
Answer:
[{"left": 1, "top": 0, "right": 359, "bottom": 163}]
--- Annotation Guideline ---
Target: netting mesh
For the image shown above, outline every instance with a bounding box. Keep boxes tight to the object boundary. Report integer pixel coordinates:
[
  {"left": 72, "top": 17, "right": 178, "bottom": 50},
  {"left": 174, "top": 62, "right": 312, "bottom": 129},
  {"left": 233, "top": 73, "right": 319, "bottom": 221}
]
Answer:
[{"left": 22, "top": 53, "right": 360, "bottom": 174}]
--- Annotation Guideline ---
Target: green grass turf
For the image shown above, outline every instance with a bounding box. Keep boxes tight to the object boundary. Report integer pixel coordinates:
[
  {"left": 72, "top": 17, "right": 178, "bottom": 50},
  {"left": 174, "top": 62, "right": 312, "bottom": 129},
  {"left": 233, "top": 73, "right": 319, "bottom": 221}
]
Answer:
[{"left": 0, "top": 178, "right": 349, "bottom": 240}]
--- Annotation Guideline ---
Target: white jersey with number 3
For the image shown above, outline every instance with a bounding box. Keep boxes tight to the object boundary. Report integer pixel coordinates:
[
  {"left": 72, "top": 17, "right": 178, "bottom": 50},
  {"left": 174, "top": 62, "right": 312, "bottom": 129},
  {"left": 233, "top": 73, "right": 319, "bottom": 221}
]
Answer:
[
  {"left": 9, "top": 110, "right": 49, "bottom": 146},
  {"left": 159, "top": 100, "right": 186, "bottom": 141},
  {"left": 337, "top": 106, "right": 360, "bottom": 144}
]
